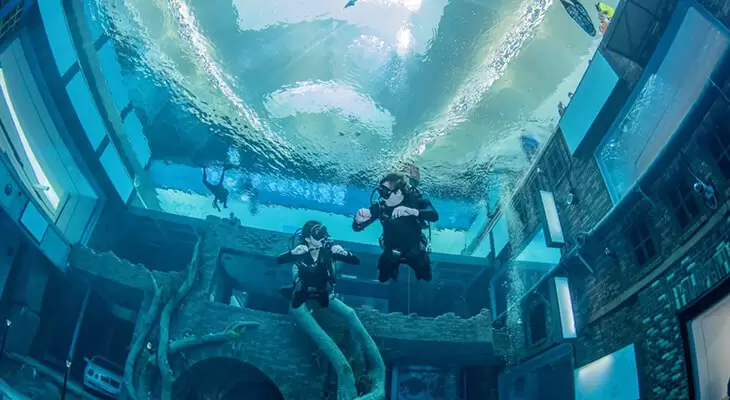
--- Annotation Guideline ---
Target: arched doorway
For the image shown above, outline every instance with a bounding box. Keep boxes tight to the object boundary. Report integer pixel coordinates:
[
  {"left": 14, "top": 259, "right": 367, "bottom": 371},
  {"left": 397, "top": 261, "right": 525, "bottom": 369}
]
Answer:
[{"left": 173, "top": 357, "right": 284, "bottom": 400}]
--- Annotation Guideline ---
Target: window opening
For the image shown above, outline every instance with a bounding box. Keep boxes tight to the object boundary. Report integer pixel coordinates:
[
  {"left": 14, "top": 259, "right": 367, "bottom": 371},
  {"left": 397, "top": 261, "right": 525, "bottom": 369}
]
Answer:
[{"left": 626, "top": 218, "right": 656, "bottom": 267}]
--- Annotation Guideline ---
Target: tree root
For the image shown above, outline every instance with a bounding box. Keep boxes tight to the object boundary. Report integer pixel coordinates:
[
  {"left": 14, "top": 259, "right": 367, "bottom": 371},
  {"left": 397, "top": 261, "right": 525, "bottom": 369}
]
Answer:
[
  {"left": 168, "top": 320, "right": 259, "bottom": 355},
  {"left": 124, "top": 269, "right": 163, "bottom": 400},
  {"left": 329, "top": 299, "right": 386, "bottom": 400},
  {"left": 157, "top": 237, "right": 203, "bottom": 400},
  {"left": 291, "top": 305, "right": 357, "bottom": 400}
]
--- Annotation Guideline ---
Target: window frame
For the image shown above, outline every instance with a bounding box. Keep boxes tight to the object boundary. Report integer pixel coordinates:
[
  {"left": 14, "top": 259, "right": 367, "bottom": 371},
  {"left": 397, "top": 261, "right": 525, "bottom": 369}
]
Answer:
[
  {"left": 525, "top": 298, "right": 548, "bottom": 347},
  {"left": 622, "top": 213, "right": 659, "bottom": 269},
  {"left": 665, "top": 171, "right": 702, "bottom": 230},
  {"left": 704, "top": 119, "right": 730, "bottom": 182},
  {"left": 542, "top": 139, "right": 570, "bottom": 185}
]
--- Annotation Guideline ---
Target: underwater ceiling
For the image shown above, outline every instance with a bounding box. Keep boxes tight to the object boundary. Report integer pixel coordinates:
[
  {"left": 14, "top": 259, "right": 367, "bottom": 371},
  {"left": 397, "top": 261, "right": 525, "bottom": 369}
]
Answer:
[{"left": 96, "top": 0, "right": 600, "bottom": 199}]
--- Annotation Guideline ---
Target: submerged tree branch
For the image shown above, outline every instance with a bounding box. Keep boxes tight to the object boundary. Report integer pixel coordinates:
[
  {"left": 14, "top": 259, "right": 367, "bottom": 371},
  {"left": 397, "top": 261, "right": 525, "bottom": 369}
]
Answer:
[
  {"left": 329, "top": 299, "right": 386, "bottom": 400},
  {"left": 291, "top": 305, "right": 358, "bottom": 400},
  {"left": 158, "top": 236, "right": 203, "bottom": 400},
  {"left": 168, "top": 320, "right": 260, "bottom": 355},
  {"left": 124, "top": 269, "right": 163, "bottom": 400}
]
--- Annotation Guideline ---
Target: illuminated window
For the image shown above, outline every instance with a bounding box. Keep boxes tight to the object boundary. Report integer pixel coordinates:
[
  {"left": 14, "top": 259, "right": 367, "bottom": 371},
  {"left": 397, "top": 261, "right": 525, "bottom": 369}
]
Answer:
[
  {"left": 707, "top": 122, "right": 730, "bottom": 180},
  {"left": 0, "top": 68, "right": 60, "bottom": 209},
  {"left": 667, "top": 177, "right": 700, "bottom": 229}
]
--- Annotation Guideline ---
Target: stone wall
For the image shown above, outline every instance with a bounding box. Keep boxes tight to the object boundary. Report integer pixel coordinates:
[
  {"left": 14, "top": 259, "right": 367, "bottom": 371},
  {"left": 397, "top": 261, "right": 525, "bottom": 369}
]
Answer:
[
  {"left": 71, "top": 218, "right": 499, "bottom": 399},
  {"left": 174, "top": 302, "right": 326, "bottom": 400},
  {"left": 493, "top": 3, "right": 730, "bottom": 398}
]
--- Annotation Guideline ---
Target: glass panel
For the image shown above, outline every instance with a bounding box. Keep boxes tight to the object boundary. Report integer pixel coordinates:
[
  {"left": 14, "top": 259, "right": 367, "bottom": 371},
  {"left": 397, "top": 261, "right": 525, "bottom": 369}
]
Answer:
[
  {"left": 0, "top": 68, "right": 60, "bottom": 209},
  {"left": 97, "top": 41, "right": 130, "bottom": 112},
  {"left": 37, "top": 0, "right": 78, "bottom": 76},
  {"left": 574, "top": 344, "right": 640, "bottom": 400},
  {"left": 560, "top": 52, "right": 620, "bottom": 155},
  {"left": 20, "top": 201, "right": 49, "bottom": 242},
  {"left": 596, "top": 8, "right": 730, "bottom": 203},
  {"left": 66, "top": 73, "right": 107, "bottom": 150},
  {"left": 492, "top": 215, "right": 510, "bottom": 257},
  {"left": 122, "top": 111, "right": 151, "bottom": 168},
  {"left": 100, "top": 144, "right": 134, "bottom": 202}
]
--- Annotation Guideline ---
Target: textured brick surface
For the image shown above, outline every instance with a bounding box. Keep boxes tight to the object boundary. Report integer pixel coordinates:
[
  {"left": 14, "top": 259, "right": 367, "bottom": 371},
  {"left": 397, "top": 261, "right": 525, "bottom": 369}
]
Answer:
[
  {"left": 492, "top": 6, "right": 730, "bottom": 398},
  {"left": 72, "top": 217, "right": 497, "bottom": 398}
]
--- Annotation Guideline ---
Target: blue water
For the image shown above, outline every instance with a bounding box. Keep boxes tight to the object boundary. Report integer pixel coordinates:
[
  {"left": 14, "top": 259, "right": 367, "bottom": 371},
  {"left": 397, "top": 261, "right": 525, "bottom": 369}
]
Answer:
[{"left": 89, "top": 0, "right": 604, "bottom": 189}]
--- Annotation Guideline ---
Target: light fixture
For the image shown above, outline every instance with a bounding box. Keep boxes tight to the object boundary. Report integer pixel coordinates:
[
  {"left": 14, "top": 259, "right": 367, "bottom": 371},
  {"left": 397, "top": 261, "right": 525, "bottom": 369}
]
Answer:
[
  {"left": 566, "top": 191, "right": 577, "bottom": 205},
  {"left": 551, "top": 277, "right": 576, "bottom": 339},
  {"left": 538, "top": 190, "right": 565, "bottom": 247}
]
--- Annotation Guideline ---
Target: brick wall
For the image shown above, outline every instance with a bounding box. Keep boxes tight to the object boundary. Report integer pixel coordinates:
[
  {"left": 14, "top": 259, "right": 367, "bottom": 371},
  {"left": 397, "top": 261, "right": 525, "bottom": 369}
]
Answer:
[
  {"left": 173, "top": 302, "right": 325, "bottom": 400},
  {"left": 494, "top": 3, "right": 730, "bottom": 397},
  {"left": 71, "top": 218, "right": 500, "bottom": 399}
]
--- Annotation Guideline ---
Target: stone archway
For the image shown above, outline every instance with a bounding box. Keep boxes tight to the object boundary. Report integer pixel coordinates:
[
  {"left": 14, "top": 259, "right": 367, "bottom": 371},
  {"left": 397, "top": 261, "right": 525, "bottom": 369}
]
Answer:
[{"left": 172, "top": 357, "right": 284, "bottom": 400}]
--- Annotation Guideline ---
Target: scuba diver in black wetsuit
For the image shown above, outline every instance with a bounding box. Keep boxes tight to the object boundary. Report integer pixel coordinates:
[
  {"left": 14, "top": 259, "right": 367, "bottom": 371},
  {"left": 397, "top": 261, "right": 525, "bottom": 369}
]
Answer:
[
  {"left": 276, "top": 221, "right": 360, "bottom": 309},
  {"left": 202, "top": 164, "right": 233, "bottom": 212},
  {"left": 352, "top": 171, "right": 439, "bottom": 283}
]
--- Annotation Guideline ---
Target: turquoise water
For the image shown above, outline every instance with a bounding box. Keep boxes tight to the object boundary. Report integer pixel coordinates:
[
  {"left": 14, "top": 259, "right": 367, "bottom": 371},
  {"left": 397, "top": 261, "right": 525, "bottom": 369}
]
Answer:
[{"left": 88, "top": 0, "right": 606, "bottom": 205}]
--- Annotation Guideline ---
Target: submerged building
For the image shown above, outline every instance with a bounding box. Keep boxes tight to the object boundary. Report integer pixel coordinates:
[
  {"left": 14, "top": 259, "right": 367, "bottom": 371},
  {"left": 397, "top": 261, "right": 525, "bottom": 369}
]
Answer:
[{"left": 0, "top": 0, "right": 728, "bottom": 399}]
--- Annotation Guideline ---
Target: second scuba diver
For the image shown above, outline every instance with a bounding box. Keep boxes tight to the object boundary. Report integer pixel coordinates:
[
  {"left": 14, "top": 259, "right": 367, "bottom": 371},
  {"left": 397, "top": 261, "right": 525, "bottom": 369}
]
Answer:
[
  {"left": 353, "top": 172, "right": 439, "bottom": 283},
  {"left": 276, "top": 221, "right": 360, "bottom": 309},
  {"left": 202, "top": 164, "right": 234, "bottom": 212}
]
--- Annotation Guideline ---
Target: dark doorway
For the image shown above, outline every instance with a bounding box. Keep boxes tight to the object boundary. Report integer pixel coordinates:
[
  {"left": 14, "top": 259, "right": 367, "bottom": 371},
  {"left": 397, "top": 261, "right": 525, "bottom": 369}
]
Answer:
[{"left": 173, "top": 357, "right": 284, "bottom": 400}]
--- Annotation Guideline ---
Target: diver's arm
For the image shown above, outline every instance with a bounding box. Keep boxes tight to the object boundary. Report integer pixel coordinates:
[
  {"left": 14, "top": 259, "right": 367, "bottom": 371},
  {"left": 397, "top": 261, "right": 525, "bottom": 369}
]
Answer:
[
  {"left": 352, "top": 204, "right": 380, "bottom": 232},
  {"left": 331, "top": 245, "right": 360, "bottom": 265},
  {"left": 415, "top": 199, "right": 439, "bottom": 222},
  {"left": 276, "top": 251, "right": 301, "bottom": 264}
]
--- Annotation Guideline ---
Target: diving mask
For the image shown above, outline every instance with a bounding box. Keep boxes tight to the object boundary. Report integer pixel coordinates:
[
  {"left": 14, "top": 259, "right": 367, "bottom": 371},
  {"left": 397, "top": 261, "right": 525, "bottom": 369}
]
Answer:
[{"left": 377, "top": 185, "right": 396, "bottom": 199}]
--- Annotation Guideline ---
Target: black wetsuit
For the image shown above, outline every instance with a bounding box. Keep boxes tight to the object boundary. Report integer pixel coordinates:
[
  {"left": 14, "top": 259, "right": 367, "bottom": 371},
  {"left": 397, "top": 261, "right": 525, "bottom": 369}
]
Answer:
[
  {"left": 276, "top": 244, "right": 360, "bottom": 308},
  {"left": 352, "top": 197, "right": 439, "bottom": 282},
  {"left": 203, "top": 168, "right": 229, "bottom": 211}
]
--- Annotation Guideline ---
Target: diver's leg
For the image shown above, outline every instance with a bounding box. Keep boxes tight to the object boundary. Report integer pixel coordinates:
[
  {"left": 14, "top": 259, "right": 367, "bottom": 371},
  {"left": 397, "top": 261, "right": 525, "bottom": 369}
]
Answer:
[
  {"left": 405, "top": 249, "right": 432, "bottom": 282},
  {"left": 217, "top": 169, "right": 226, "bottom": 186},
  {"left": 202, "top": 168, "right": 214, "bottom": 192},
  {"left": 377, "top": 250, "right": 399, "bottom": 283},
  {"left": 290, "top": 303, "right": 357, "bottom": 399}
]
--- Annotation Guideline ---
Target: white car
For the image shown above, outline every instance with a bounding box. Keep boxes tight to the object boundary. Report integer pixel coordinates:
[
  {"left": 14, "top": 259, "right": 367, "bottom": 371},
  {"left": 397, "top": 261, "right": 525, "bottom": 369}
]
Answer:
[{"left": 83, "top": 356, "right": 123, "bottom": 397}]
